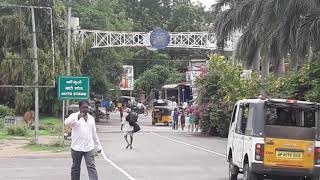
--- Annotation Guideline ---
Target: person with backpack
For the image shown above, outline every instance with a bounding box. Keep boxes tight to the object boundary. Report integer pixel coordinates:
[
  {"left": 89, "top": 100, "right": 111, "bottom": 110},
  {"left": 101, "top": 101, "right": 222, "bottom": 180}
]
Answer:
[{"left": 121, "top": 108, "right": 139, "bottom": 149}]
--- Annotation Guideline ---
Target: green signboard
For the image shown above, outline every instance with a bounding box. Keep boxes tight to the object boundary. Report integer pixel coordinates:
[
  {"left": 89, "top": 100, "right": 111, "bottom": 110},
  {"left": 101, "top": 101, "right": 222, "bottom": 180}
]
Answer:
[{"left": 58, "top": 76, "right": 90, "bottom": 100}]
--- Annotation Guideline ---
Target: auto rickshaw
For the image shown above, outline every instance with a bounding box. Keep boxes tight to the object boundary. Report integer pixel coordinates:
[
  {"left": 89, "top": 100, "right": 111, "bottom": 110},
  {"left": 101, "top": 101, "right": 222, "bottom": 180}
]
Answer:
[
  {"left": 117, "top": 96, "right": 136, "bottom": 109},
  {"left": 152, "top": 106, "right": 172, "bottom": 126}
]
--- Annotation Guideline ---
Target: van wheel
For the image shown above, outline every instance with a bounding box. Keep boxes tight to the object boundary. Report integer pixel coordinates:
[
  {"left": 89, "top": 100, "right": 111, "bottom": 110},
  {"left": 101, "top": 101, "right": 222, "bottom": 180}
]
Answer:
[
  {"left": 229, "top": 158, "right": 238, "bottom": 180},
  {"left": 243, "top": 163, "right": 262, "bottom": 180}
]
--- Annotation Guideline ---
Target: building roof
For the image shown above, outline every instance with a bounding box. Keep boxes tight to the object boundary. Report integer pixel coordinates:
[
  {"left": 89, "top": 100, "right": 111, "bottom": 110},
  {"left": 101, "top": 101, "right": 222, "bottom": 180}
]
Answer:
[{"left": 162, "top": 82, "right": 191, "bottom": 89}]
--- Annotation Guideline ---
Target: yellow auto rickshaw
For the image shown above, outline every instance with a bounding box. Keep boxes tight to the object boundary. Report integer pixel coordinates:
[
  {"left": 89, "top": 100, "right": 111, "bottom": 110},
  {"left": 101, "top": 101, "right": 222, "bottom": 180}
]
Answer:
[{"left": 152, "top": 106, "right": 172, "bottom": 126}]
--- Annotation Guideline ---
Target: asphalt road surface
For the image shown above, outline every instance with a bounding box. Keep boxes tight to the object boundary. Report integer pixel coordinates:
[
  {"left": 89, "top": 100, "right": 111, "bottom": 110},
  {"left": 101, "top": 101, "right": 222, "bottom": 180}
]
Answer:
[{"left": 0, "top": 112, "right": 236, "bottom": 180}]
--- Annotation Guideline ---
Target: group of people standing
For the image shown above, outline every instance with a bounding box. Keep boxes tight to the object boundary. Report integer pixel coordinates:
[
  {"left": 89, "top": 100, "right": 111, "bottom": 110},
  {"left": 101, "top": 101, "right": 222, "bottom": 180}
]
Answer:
[{"left": 172, "top": 107, "right": 199, "bottom": 132}]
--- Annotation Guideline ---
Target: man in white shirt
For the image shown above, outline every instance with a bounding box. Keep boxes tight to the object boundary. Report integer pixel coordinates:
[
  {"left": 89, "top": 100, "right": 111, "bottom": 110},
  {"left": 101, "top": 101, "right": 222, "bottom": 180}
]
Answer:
[{"left": 65, "top": 100, "right": 102, "bottom": 180}]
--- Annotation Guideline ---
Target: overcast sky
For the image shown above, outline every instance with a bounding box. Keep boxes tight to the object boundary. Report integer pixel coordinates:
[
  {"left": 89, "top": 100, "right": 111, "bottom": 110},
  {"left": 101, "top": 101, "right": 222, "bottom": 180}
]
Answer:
[{"left": 191, "top": 0, "right": 217, "bottom": 9}]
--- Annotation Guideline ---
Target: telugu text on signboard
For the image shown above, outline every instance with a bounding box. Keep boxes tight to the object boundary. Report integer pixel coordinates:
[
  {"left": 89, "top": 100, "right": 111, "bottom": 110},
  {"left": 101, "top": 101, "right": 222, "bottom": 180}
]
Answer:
[
  {"left": 58, "top": 76, "right": 90, "bottom": 100},
  {"left": 4, "top": 116, "right": 16, "bottom": 126}
]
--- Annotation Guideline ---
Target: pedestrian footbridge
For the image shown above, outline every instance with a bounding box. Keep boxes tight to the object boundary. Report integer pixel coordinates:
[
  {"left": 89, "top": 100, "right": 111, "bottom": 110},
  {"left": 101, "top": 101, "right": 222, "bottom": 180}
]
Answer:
[{"left": 78, "top": 29, "right": 238, "bottom": 51}]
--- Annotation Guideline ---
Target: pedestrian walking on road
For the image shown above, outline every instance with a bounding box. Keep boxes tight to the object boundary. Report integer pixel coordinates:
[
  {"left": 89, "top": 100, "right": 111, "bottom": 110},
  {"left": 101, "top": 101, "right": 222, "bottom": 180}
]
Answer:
[
  {"left": 172, "top": 108, "right": 179, "bottom": 130},
  {"left": 122, "top": 108, "right": 135, "bottom": 149},
  {"left": 188, "top": 112, "right": 194, "bottom": 132},
  {"left": 65, "top": 100, "right": 102, "bottom": 180},
  {"left": 180, "top": 110, "right": 186, "bottom": 131}
]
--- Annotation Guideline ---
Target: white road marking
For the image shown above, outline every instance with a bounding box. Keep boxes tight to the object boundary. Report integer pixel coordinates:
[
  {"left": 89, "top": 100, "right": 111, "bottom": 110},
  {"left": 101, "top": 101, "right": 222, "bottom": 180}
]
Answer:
[
  {"left": 150, "top": 132, "right": 226, "bottom": 158},
  {"left": 100, "top": 149, "right": 137, "bottom": 180}
]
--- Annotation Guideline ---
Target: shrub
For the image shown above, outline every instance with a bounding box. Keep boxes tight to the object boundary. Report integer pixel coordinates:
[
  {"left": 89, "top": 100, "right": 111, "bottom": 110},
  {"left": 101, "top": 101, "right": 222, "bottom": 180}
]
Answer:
[
  {"left": 14, "top": 90, "right": 33, "bottom": 115},
  {"left": 52, "top": 124, "right": 63, "bottom": 135},
  {"left": 195, "top": 53, "right": 320, "bottom": 137},
  {"left": 6, "top": 125, "right": 29, "bottom": 136},
  {"left": 0, "top": 105, "right": 15, "bottom": 118},
  {"left": 195, "top": 54, "right": 261, "bottom": 137},
  {"left": 0, "top": 119, "right": 4, "bottom": 129}
]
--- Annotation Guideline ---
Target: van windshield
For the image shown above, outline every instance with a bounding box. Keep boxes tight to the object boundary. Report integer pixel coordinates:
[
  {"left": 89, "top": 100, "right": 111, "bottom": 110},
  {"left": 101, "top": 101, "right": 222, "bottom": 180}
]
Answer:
[{"left": 264, "top": 102, "right": 319, "bottom": 140}]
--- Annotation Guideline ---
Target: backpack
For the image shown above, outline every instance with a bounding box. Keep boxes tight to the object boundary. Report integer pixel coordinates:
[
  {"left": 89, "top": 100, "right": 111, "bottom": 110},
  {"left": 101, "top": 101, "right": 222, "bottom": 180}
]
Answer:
[
  {"left": 126, "top": 112, "right": 138, "bottom": 126},
  {"left": 133, "top": 123, "right": 140, "bottom": 133}
]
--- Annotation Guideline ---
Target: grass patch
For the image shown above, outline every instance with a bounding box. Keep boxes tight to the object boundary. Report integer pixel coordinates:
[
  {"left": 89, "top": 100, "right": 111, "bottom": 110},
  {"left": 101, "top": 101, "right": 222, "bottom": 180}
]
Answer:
[
  {"left": 40, "top": 116, "right": 62, "bottom": 126},
  {"left": 0, "top": 129, "right": 31, "bottom": 140},
  {"left": 39, "top": 116, "right": 64, "bottom": 136},
  {"left": 0, "top": 116, "right": 64, "bottom": 139},
  {"left": 24, "top": 141, "right": 70, "bottom": 153}
]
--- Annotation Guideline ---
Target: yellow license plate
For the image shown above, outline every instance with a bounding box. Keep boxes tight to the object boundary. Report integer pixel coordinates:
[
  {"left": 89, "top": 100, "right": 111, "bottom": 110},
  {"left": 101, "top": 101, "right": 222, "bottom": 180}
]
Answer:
[{"left": 276, "top": 151, "right": 303, "bottom": 159}]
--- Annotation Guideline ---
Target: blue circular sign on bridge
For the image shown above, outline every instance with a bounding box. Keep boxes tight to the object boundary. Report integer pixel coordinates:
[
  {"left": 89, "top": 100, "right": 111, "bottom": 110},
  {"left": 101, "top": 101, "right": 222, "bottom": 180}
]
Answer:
[{"left": 150, "top": 28, "right": 170, "bottom": 49}]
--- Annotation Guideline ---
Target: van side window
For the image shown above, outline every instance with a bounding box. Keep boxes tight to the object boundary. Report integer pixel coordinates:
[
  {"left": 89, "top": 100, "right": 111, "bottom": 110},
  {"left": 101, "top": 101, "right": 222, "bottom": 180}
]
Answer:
[
  {"left": 229, "top": 105, "right": 238, "bottom": 131},
  {"left": 231, "top": 105, "right": 237, "bottom": 123},
  {"left": 236, "top": 104, "right": 249, "bottom": 134}
]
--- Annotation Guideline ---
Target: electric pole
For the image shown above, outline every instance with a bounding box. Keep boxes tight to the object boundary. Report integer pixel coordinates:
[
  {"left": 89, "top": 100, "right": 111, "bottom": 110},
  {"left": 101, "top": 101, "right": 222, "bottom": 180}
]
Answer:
[
  {"left": 66, "top": 0, "right": 72, "bottom": 117},
  {"left": 31, "top": 7, "right": 39, "bottom": 144}
]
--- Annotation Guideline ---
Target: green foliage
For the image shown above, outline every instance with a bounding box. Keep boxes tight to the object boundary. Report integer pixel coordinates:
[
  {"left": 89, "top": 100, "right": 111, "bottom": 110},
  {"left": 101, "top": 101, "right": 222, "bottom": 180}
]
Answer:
[
  {"left": 40, "top": 116, "right": 61, "bottom": 126},
  {"left": 195, "top": 54, "right": 261, "bottom": 136},
  {"left": 122, "top": 0, "right": 210, "bottom": 32},
  {"left": 38, "top": 116, "right": 63, "bottom": 136},
  {"left": 134, "top": 65, "right": 184, "bottom": 93},
  {"left": 213, "top": 0, "right": 320, "bottom": 73},
  {"left": 0, "top": 0, "right": 211, "bottom": 115},
  {"left": 120, "top": 0, "right": 212, "bottom": 78},
  {"left": 0, "top": 0, "right": 69, "bottom": 115},
  {"left": 0, "top": 119, "right": 4, "bottom": 129},
  {"left": 0, "top": 105, "right": 15, "bottom": 118},
  {"left": 270, "top": 52, "right": 320, "bottom": 102},
  {"left": 72, "top": 1, "right": 135, "bottom": 95},
  {"left": 14, "top": 90, "right": 33, "bottom": 115},
  {"left": 196, "top": 53, "right": 320, "bottom": 137},
  {"left": 166, "top": 71, "right": 185, "bottom": 84},
  {"left": 73, "top": 0, "right": 134, "bottom": 31},
  {"left": 6, "top": 125, "right": 29, "bottom": 136}
]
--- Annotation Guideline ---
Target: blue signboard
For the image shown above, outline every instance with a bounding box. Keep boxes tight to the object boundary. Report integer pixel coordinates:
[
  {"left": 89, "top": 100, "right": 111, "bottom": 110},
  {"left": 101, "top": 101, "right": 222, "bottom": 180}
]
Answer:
[{"left": 150, "top": 28, "right": 170, "bottom": 49}]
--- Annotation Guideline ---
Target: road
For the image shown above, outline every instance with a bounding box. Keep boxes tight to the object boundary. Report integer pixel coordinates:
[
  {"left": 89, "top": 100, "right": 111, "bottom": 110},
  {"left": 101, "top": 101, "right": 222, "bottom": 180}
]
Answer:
[{"left": 0, "top": 112, "right": 236, "bottom": 180}]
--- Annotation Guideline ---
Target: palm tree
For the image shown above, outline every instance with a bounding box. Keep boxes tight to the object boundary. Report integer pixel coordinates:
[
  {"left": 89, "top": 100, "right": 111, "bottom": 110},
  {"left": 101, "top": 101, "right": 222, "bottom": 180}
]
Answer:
[
  {"left": 297, "top": 7, "right": 320, "bottom": 61},
  {"left": 213, "top": 0, "right": 262, "bottom": 72},
  {"left": 212, "top": 0, "right": 320, "bottom": 76},
  {"left": 277, "top": 0, "right": 318, "bottom": 71}
]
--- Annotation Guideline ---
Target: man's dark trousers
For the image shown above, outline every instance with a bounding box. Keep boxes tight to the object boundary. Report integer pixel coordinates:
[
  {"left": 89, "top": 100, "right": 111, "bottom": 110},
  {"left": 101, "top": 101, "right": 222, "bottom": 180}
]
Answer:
[{"left": 71, "top": 149, "right": 98, "bottom": 180}]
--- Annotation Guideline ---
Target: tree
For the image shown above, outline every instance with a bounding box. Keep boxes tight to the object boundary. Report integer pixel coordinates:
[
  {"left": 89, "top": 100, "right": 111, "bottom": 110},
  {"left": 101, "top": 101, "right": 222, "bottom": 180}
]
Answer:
[
  {"left": 134, "top": 65, "right": 184, "bottom": 94},
  {"left": 0, "top": 1, "right": 69, "bottom": 115},
  {"left": 72, "top": 0, "right": 135, "bottom": 95},
  {"left": 212, "top": 0, "right": 320, "bottom": 77},
  {"left": 195, "top": 54, "right": 261, "bottom": 136},
  {"left": 120, "top": 0, "right": 212, "bottom": 78}
]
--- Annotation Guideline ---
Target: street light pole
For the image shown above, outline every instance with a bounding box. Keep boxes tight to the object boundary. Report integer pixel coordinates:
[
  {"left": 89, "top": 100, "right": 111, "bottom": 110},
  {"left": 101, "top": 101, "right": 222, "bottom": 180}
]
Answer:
[
  {"left": 31, "top": 7, "right": 39, "bottom": 144},
  {"left": 67, "top": 1, "right": 71, "bottom": 76},
  {"left": 66, "top": 0, "right": 72, "bottom": 116}
]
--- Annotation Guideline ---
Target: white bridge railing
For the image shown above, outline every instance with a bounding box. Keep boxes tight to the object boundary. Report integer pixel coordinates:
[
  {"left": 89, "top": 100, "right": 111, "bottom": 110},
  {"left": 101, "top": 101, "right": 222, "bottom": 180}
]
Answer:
[{"left": 78, "top": 29, "right": 238, "bottom": 51}]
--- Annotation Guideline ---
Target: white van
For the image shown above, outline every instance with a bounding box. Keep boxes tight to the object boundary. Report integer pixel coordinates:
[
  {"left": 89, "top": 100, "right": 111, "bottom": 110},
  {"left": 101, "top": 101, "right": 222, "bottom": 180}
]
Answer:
[{"left": 227, "top": 99, "right": 320, "bottom": 180}]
